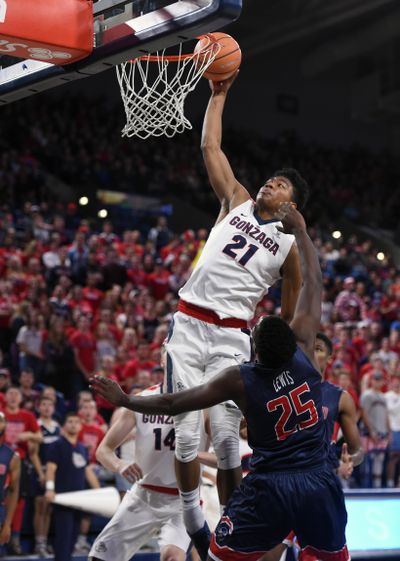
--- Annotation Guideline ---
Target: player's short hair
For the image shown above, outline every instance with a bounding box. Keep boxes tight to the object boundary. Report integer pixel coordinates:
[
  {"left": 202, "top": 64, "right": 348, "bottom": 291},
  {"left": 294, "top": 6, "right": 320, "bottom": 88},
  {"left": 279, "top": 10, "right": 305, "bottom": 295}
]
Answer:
[
  {"left": 272, "top": 168, "right": 310, "bottom": 210},
  {"left": 253, "top": 316, "right": 297, "bottom": 368},
  {"left": 316, "top": 332, "right": 333, "bottom": 355}
]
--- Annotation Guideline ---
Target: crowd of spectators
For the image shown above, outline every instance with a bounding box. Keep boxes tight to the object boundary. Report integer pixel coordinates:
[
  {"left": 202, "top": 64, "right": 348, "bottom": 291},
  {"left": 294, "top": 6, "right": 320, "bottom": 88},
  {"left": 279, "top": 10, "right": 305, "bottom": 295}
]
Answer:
[
  {"left": 0, "top": 94, "right": 400, "bottom": 554},
  {"left": 1, "top": 95, "right": 400, "bottom": 229}
]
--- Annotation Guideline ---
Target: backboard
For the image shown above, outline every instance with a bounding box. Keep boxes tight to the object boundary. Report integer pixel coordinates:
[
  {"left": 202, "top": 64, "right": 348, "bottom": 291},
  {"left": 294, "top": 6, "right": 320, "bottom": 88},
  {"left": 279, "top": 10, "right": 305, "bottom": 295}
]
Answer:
[{"left": 0, "top": 0, "right": 241, "bottom": 104}]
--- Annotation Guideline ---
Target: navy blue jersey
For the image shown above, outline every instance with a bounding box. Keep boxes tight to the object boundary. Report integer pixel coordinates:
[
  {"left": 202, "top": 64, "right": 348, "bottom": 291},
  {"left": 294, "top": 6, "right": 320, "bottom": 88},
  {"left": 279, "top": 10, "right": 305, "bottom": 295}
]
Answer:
[
  {"left": 321, "top": 381, "right": 343, "bottom": 468},
  {"left": 46, "top": 436, "right": 88, "bottom": 493},
  {"left": 321, "top": 381, "right": 342, "bottom": 442},
  {"left": 38, "top": 419, "right": 61, "bottom": 465},
  {"left": 0, "top": 444, "right": 14, "bottom": 504},
  {"left": 240, "top": 346, "right": 328, "bottom": 471}
]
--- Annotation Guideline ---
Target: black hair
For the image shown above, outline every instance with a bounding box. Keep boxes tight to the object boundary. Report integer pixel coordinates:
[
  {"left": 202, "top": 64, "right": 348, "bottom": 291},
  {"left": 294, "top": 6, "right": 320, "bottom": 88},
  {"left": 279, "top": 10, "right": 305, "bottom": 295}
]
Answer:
[
  {"left": 316, "top": 332, "right": 333, "bottom": 355},
  {"left": 63, "top": 411, "right": 80, "bottom": 423},
  {"left": 20, "top": 367, "right": 34, "bottom": 376},
  {"left": 272, "top": 168, "right": 310, "bottom": 210},
  {"left": 254, "top": 316, "right": 297, "bottom": 368}
]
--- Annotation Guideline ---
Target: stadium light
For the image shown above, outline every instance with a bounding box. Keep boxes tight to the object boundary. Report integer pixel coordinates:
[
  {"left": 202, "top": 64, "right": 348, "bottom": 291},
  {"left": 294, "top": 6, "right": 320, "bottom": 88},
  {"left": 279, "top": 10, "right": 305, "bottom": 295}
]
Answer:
[
  {"left": 332, "top": 230, "right": 342, "bottom": 239},
  {"left": 98, "top": 209, "right": 108, "bottom": 218},
  {"left": 376, "top": 252, "right": 385, "bottom": 261},
  {"left": 79, "top": 196, "right": 89, "bottom": 206}
]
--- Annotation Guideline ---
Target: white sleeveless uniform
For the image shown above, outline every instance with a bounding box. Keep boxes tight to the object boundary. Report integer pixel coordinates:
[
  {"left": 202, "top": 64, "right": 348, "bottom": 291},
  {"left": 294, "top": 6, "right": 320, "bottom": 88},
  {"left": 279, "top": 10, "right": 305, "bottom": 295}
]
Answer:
[
  {"left": 166, "top": 199, "right": 295, "bottom": 467},
  {"left": 180, "top": 199, "right": 294, "bottom": 320},
  {"left": 90, "top": 385, "right": 190, "bottom": 561}
]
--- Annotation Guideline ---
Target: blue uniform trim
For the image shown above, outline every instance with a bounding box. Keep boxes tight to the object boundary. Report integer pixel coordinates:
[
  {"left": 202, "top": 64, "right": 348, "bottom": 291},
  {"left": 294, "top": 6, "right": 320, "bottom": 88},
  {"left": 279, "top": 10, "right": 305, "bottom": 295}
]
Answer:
[
  {"left": 253, "top": 211, "right": 280, "bottom": 226},
  {"left": 166, "top": 352, "right": 174, "bottom": 395}
]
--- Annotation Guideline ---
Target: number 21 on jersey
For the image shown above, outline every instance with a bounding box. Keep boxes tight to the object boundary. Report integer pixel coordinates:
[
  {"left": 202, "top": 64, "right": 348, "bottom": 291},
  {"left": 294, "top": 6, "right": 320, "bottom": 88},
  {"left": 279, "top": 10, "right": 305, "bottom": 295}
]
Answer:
[{"left": 266, "top": 382, "right": 318, "bottom": 441}]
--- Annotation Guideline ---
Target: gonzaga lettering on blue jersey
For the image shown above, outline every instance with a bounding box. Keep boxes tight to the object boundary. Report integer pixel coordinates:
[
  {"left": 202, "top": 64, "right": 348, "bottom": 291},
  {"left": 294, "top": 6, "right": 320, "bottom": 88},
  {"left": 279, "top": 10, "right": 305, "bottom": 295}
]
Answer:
[
  {"left": 46, "top": 436, "right": 88, "bottom": 493},
  {"left": 321, "top": 381, "right": 343, "bottom": 468},
  {"left": 39, "top": 420, "right": 61, "bottom": 465},
  {"left": 240, "top": 346, "right": 328, "bottom": 471}
]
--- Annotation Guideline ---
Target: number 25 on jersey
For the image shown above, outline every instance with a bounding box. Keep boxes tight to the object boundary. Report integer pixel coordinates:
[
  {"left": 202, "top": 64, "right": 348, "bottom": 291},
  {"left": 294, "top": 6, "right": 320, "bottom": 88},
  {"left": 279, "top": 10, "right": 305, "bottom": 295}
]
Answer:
[{"left": 267, "top": 382, "right": 318, "bottom": 441}]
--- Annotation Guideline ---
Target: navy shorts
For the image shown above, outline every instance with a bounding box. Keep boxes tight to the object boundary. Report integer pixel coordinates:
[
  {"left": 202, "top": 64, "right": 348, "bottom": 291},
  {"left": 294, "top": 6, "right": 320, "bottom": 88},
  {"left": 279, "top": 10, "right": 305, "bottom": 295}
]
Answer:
[{"left": 210, "top": 466, "right": 349, "bottom": 561}]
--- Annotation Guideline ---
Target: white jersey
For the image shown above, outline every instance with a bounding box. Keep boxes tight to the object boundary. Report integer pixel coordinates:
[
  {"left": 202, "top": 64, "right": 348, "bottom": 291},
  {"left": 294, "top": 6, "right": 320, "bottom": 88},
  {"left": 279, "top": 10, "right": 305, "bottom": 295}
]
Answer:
[
  {"left": 179, "top": 199, "right": 295, "bottom": 320},
  {"left": 135, "top": 385, "right": 177, "bottom": 490}
]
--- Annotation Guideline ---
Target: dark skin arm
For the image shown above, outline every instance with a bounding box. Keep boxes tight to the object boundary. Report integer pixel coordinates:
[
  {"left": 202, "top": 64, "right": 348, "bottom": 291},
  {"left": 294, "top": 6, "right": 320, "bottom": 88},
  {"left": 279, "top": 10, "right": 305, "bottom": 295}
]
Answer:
[
  {"left": 90, "top": 365, "right": 246, "bottom": 417},
  {"left": 279, "top": 244, "right": 302, "bottom": 323},
  {"left": 337, "top": 391, "right": 364, "bottom": 468},
  {"left": 276, "top": 204, "right": 322, "bottom": 363},
  {"left": 201, "top": 73, "right": 250, "bottom": 213}
]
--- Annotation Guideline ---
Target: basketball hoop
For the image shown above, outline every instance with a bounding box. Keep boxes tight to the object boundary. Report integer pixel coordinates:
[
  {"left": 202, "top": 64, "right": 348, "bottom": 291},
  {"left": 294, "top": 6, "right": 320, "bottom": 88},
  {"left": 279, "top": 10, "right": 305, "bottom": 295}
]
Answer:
[{"left": 116, "top": 35, "right": 221, "bottom": 140}]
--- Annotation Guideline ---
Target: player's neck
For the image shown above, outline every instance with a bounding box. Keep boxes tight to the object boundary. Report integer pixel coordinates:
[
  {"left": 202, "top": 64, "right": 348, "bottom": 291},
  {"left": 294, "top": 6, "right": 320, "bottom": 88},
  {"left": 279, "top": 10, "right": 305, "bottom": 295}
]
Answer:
[{"left": 253, "top": 203, "right": 276, "bottom": 221}]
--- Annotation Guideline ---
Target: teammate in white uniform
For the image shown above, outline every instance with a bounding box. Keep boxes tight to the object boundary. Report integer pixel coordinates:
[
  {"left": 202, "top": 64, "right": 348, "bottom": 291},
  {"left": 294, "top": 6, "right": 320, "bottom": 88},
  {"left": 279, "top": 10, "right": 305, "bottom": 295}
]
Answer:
[
  {"left": 165, "top": 74, "right": 309, "bottom": 557},
  {"left": 89, "top": 384, "right": 190, "bottom": 561}
]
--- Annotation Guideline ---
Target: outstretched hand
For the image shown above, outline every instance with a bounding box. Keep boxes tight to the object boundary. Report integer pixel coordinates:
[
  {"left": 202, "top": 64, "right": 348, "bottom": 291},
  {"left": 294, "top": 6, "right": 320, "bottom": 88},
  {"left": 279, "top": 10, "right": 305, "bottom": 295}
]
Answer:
[
  {"left": 275, "top": 202, "right": 306, "bottom": 234},
  {"left": 209, "top": 70, "right": 239, "bottom": 95},
  {"left": 89, "top": 376, "right": 129, "bottom": 408}
]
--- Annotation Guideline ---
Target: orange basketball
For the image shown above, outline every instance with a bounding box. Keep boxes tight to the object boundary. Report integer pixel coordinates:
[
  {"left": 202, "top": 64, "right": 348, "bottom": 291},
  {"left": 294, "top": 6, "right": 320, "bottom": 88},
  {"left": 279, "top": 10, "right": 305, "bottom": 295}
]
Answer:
[{"left": 194, "top": 32, "right": 241, "bottom": 82}]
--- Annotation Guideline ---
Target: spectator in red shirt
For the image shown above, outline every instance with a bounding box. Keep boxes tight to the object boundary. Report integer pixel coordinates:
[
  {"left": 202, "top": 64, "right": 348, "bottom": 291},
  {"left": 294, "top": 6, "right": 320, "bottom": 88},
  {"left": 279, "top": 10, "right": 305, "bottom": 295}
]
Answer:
[
  {"left": 145, "top": 258, "right": 171, "bottom": 301},
  {"left": 77, "top": 391, "right": 107, "bottom": 432},
  {"left": 121, "top": 342, "right": 156, "bottom": 389},
  {"left": 3, "top": 386, "right": 43, "bottom": 554},
  {"left": 82, "top": 273, "right": 103, "bottom": 314},
  {"left": 78, "top": 400, "right": 105, "bottom": 464},
  {"left": 69, "top": 315, "right": 97, "bottom": 384}
]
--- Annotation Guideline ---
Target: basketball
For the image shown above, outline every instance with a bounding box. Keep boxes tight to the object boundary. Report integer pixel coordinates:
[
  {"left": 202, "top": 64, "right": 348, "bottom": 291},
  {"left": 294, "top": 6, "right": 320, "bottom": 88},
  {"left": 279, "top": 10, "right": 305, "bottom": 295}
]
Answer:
[{"left": 195, "top": 32, "right": 241, "bottom": 82}]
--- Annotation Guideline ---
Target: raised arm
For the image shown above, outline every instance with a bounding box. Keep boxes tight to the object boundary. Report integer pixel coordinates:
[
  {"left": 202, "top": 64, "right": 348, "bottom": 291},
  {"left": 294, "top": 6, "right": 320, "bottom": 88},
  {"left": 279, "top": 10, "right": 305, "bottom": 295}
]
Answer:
[
  {"left": 91, "top": 366, "right": 245, "bottom": 416},
  {"left": 277, "top": 204, "right": 322, "bottom": 356},
  {"left": 201, "top": 75, "right": 250, "bottom": 212},
  {"left": 280, "top": 244, "right": 302, "bottom": 323}
]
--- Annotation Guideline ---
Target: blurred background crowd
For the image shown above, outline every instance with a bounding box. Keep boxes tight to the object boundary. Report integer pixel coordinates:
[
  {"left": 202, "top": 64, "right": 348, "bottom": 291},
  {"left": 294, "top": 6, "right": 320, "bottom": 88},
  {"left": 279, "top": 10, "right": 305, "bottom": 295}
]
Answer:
[{"left": 0, "top": 96, "right": 399, "bottom": 555}]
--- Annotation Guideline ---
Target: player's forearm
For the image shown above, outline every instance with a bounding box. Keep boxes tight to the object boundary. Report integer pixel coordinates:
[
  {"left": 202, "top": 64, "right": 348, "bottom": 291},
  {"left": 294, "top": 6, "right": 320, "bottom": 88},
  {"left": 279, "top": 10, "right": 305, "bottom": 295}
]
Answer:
[
  {"left": 96, "top": 443, "right": 126, "bottom": 473},
  {"left": 293, "top": 229, "right": 322, "bottom": 288},
  {"left": 201, "top": 93, "right": 226, "bottom": 149},
  {"left": 350, "top": 447, "right": 364, "bottom": 467},
  {"left": 121, "top": 393, "right": 178, "bottom": 415}
]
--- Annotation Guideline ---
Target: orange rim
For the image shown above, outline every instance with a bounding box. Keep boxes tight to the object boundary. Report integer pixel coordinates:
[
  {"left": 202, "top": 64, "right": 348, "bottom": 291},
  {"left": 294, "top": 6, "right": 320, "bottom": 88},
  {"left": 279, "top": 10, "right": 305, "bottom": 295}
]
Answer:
[{"left": 127, "top": 34, "right": 219, "bottom": 63}]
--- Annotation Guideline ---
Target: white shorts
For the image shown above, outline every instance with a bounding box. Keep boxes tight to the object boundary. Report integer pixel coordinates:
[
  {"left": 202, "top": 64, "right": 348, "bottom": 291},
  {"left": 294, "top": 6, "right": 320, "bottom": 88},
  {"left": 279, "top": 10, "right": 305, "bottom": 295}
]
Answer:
[
  {"left": 165, "top": 312, "right": 252, "bottom": 392},
  {"left": 165, "top": 312, "right": 252, "bottom": 465},
  {"left": 89, "top": 484, "right": 190, "bottom": 561}
]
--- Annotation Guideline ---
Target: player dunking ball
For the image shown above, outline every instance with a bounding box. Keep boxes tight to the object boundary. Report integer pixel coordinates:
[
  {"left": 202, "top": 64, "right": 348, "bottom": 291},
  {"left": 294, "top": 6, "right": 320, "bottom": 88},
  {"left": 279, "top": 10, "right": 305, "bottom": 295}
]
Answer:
[
  {"left": 92, "top": 203, "right": 349, "bottom": 561},
  {"left": 162, "top": 73, "right": 307, "bottom": 556}
]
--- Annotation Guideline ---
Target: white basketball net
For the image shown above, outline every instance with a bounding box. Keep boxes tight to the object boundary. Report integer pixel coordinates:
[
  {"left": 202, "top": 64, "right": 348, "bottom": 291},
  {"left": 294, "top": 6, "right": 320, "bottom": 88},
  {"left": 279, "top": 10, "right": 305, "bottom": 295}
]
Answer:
[{"left": 116, "top": 38, "right": 220, "bottom": 140}]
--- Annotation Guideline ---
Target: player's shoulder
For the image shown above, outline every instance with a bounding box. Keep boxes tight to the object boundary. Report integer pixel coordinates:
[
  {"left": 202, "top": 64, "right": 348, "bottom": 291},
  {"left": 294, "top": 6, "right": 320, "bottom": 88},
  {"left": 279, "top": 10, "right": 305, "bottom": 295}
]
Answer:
[{"left": 321, "top": 380, "right": 343, "bottom": 393}]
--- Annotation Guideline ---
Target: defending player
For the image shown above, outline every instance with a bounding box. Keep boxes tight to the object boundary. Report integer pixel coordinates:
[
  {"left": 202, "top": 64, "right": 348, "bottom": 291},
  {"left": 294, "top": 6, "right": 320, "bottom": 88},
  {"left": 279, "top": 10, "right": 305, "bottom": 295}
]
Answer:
[
  {"left": 89, "top": 383, "right": 190, "bottom": 561},
  {"left": 92, "top": 203, "right": 350, "bottom": 561},
  {"left": 165, "top": 73, "right": 307, "bottom": 551},
  {"left": 315, "top": 333, "right": 364, "bottom": 477}
]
